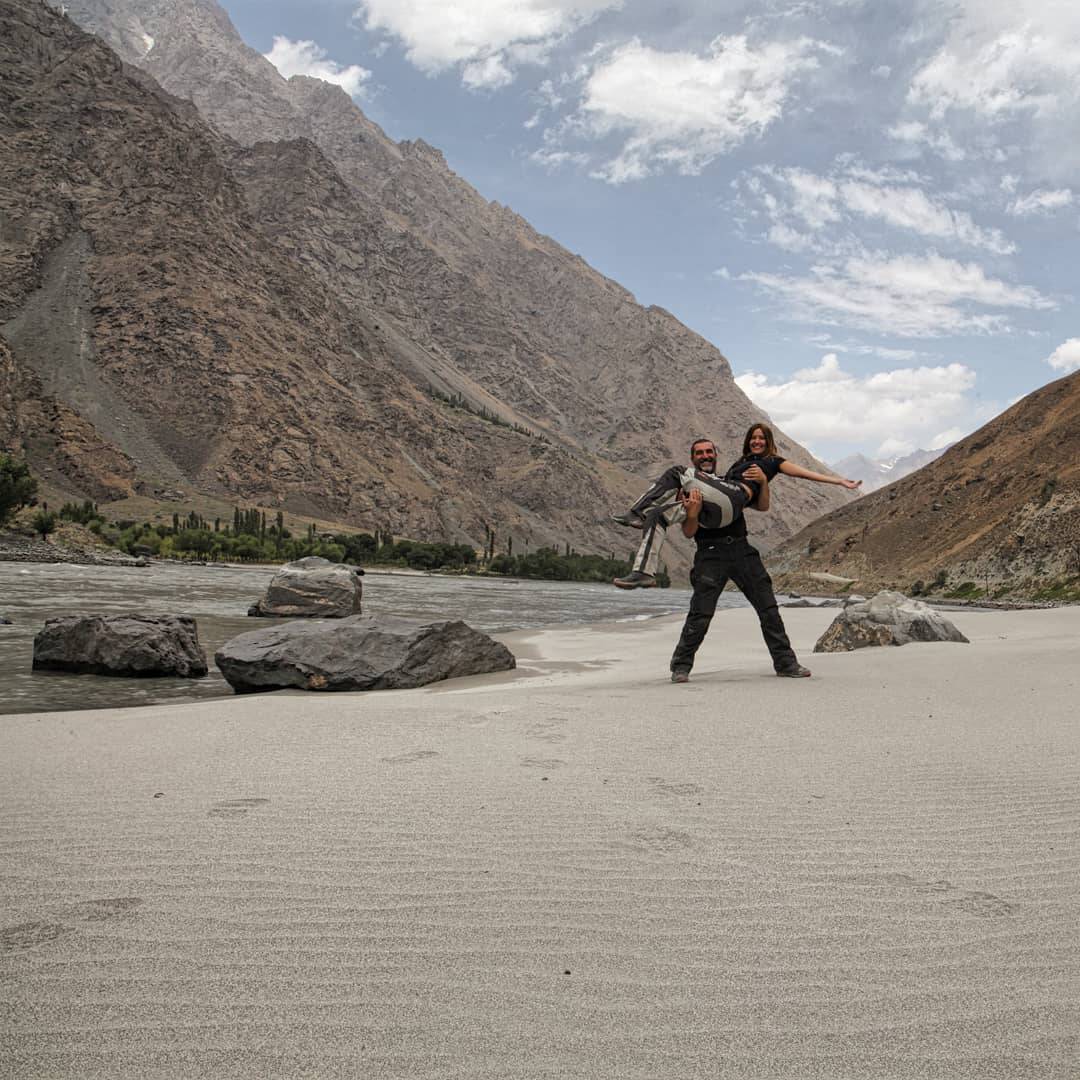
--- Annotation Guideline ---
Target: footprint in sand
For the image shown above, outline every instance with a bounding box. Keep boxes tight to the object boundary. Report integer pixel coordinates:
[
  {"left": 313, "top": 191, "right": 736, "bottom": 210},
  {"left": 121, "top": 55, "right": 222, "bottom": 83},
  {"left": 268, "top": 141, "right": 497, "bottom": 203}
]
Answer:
[
  {"left": 624, "top": 825, "right": 695, "bottom": 853},
  {"left": 62, "top": 897, "right": 144, "bottom": 922},
  {"left": 941, "top": 891, "right": 1018, "bottom": 918},
  {"left": 1, "top": 922, "right": 70, "bottom": 952},
  {"left": 887, "top": 874, "right": 1017, "bottom": 917},
  {"left": 520, "top": 756, "right": 566, "bottom": 770},
  {"left": 526, "top": 719, "right": 569, "bottom": 744},
  {"left": 381, "top": 750, "right": 440, "bottom": 764},
  {"left": 647, "top": 776, "right": 705, "bottom": 798},
  {"left": 208, "top": 797, "right": 271, "bottom": 818}
]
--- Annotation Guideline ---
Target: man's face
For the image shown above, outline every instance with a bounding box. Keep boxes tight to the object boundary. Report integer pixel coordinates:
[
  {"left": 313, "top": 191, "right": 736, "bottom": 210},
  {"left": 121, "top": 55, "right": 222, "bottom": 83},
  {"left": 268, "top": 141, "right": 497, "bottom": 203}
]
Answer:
[{"left": 690, "top": 442, "right": 717, "bottom": 471}]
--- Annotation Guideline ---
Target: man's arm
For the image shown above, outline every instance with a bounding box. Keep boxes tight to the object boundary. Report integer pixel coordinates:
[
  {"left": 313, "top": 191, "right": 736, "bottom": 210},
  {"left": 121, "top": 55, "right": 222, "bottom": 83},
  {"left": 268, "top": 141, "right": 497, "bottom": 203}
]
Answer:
[
  {"left": 742, "top": 463, "right": 770, "bottom": 512},
  {"left": 752, "top": 473, "right": 770, "bottom": 512}
]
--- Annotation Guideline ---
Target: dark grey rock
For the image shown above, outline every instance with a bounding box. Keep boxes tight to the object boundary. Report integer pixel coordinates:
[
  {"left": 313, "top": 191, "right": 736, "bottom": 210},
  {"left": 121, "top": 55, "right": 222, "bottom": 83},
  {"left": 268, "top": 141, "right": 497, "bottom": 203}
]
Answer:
[
  {"left": 33, "top": 614, "right": 208, "bottom": 677},
  {"left": 814, "top": 590, "right": 969, "bottom": 653},
  {"left": 0, "top": 615, "right": 11, "bottom": 625},
  {"left": 216, "top": 613, "right": 515, "bottom": 693},
  {"left": 248, "top": 556, "right": 363, "bottom": 618},
  {"left": 781, "top": 598, "right": 815, "bottom": 607}
]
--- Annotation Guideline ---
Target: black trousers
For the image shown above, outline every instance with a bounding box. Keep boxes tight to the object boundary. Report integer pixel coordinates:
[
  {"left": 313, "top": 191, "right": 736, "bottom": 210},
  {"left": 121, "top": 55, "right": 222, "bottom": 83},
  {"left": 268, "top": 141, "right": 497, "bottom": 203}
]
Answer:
[{"left": 670, "top": 537, "right": 797, "bottom": 673}]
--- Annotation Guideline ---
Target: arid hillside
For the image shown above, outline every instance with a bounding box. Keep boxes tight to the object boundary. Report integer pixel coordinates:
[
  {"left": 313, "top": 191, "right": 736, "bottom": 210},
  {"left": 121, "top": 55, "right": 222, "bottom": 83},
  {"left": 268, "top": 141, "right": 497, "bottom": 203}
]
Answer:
[
  {"left": 768, "top": 370, "right": 1080, "bottom": 600},
  {"left": 3, "top": 0, "right": 852, "bottom": 568},
  {"left": 45, "top": 0, "right": 851, "bottom": 550}
]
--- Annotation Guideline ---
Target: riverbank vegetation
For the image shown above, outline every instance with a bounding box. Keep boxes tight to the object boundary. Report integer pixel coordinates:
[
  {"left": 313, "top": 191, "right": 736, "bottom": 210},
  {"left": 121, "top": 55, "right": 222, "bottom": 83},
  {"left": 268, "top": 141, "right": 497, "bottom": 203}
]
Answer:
[
  {"left": 5, "top": 478, "right": 654, "bottom": 582},
  {"left": 1, "top": 457, "right": 665, "bottom": 584}
]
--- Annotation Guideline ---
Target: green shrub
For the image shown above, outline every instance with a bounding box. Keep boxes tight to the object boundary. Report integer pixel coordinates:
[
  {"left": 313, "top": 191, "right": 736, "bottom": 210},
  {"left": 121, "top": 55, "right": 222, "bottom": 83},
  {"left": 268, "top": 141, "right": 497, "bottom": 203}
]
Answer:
[
  {"left": 0, "top": 454, "right": 37, "bottom": 525},
  {"left": 31, "top": 509, "right": 57, "bottom": 541}
]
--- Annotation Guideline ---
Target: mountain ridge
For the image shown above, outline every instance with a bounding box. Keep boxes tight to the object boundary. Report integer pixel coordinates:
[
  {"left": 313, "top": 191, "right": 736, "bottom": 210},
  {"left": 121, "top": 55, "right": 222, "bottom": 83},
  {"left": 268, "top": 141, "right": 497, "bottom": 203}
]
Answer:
[
  {"left": 3, "top": 0, "right": 851, "bottom": 566},
  {"left": 771, "top": 370, "right": 1080, "bottom": 598}
]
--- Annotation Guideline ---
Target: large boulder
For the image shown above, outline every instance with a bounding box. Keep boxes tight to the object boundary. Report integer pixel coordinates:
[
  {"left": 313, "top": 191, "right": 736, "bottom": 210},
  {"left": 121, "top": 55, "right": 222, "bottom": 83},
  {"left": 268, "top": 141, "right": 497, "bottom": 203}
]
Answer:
[
  {"left": 32, "top": 614, "right": 208, "bottom": 677},
  {"left": 248, "top": 557, "right": 363, "bottom": 618},
  {"left": 216, "top": 613, "right": 515, "bottom": 693},
  {"left": 814, "top": 590, "right": 969, "bottom": 653}
]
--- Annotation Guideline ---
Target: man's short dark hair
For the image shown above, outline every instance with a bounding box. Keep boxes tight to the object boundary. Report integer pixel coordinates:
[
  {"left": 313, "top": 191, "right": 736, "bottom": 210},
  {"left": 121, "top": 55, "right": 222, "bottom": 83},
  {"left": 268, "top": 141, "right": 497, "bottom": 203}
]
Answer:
[{"left": 690, "top": 438, "right": 716, "bottom": 455}]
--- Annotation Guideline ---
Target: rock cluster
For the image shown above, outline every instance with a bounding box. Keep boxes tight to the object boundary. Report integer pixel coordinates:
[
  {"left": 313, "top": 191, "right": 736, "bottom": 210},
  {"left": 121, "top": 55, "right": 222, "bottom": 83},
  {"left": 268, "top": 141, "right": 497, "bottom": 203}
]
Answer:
[
  {"left": 216, "top": 614, "right": 515, "bottom": 693},
  {"left": 248, "top": 557, "right": 363, "bottom": 618},
  {"left": 32, "top": 614, "right": 208, "bottom": 677},
  {"left": 814, "top": 591, "right": 969, "bottom": 653}
]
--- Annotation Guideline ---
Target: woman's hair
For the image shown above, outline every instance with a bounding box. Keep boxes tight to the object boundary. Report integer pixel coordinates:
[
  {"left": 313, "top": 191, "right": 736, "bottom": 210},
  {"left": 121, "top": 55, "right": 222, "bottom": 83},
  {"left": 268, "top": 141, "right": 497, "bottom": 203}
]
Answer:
[{"left": 741, "top": 423, "right": 777, "bottom": 458}]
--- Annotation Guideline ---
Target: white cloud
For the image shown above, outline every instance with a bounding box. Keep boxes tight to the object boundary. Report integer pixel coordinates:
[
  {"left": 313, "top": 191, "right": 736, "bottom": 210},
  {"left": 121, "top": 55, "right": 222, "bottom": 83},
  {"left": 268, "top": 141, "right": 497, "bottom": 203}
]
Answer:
[
  {"left": 747, "top": 164, "right": 1015, "bottom": 254},
  {"left": 572, "top": 35, "right": 832, "bottom": 183},
  {"left": 909, "top": 12, "right": 1080, "bottom": 122},
  {"left": 1007, "top": 188, "right": 1074, "bottom": 216},
  {"left": 871, "top": 64, "right": 891, "bottom": 79},
  {"left": 264, "top": 36, "right": 371, "bottom": 96},
  {"left": 355, "top": 0, "right": 619, "bottom": 87},
  {"left": 838, "top": 179, "right": 1015, "bottom": 253},
  {"left": 886, "top": 120, "right": 966, "bottom": 162},
  {"left": 529, "top": 147, "right": 590, "bottom": 170},
  {"left": 741, "top": 252, "right": 1054, "bottom": 337},
  {"left": 1045, "top": 338, "right": 1080, "bottom": 373},
  {"left": 902, "top": 3, "right": 1080, "bottom": 174},
  {"left": 735, "top": 353, "right": 986, "bottom": 456}
]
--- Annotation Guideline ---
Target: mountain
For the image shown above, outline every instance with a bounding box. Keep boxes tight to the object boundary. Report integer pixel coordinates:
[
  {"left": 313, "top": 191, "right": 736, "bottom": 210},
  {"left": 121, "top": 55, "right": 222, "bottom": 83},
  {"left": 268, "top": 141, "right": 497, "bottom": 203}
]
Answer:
[
  {"left": 770, "top": 371, "right": 1080, "bottom": 598},
  {"left": 2, "top": 0, "right": 851, "bottom": 562},
  {"left": 831, "top": 447, "right": 947, "bottom": 494}
]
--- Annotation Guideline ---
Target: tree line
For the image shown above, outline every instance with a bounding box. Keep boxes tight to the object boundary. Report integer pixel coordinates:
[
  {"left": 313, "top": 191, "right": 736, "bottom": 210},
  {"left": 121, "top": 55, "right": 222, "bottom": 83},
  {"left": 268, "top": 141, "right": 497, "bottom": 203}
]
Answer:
[{"left": 2, "top": 453, "right": 653, "bottom": 582}]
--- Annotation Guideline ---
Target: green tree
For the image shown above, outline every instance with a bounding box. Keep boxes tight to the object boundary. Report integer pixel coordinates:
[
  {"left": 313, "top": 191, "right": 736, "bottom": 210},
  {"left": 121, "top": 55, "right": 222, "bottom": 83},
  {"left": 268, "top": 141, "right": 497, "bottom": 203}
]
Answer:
[
  {"left": 31, "top": 509, "right": 57, "bottom": 542},
  {"left": 0, "top": 454, "right": 38, "bottom": 526}
]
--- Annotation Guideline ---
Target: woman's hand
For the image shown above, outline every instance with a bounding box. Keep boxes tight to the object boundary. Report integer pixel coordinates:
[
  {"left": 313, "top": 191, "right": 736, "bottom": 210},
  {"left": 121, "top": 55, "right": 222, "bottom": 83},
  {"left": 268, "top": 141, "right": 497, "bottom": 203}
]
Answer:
[
  {"left": 840, "top": 478, "right": 862, "bottom": 490},
  {"left": 741, "top": 464, "right": 766, "bottom": 484}
]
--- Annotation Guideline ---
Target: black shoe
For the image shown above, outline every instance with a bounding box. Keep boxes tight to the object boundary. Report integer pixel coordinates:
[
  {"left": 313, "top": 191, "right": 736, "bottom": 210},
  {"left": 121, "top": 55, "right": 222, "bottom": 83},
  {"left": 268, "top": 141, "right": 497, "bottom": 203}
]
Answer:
[
  {"left": 611, "top": 509, "right": 646, "bottom": 529},
  {"left": 671, "top": 668, "right": 690, "bottom": 683},
  {"left": 613, "top": 571, "right": 656, "bottom": 589},
  {"left": 776, "top": 664, "right": 812, "bottom": 678}
]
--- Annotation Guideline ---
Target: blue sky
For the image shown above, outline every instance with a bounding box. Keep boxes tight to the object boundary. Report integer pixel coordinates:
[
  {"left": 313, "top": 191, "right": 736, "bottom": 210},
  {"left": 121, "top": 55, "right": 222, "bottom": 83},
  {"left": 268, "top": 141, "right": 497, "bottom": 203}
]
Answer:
[{"left": 219, "top": 0, "right": 1078, "bottom": 463}]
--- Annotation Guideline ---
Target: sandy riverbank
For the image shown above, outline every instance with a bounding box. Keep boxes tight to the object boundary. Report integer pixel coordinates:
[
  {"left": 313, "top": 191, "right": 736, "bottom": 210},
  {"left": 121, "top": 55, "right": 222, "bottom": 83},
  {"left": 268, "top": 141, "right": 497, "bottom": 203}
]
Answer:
[{"left": 2, "top": 605, "right": 1078, "bottom": 1078}]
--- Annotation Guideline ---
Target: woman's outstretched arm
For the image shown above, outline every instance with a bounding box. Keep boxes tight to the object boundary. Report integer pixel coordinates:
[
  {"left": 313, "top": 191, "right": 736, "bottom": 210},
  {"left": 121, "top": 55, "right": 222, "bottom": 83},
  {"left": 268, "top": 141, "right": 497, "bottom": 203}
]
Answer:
[{"left": 779, "top": 461, "right": 862, "bottom": 490}]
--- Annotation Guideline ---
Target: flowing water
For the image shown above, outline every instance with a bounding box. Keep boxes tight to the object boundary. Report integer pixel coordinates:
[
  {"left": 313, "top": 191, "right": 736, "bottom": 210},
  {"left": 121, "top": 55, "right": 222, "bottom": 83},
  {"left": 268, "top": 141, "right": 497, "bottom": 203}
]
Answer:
[{"left": 0, "top": 561, "right": 747, "bottom": 714}]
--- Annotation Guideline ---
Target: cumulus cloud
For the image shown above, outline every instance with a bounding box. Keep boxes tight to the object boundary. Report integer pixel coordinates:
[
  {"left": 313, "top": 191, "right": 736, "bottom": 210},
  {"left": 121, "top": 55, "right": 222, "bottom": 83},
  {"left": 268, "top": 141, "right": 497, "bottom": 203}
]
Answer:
[
  {"left": 735, "top": 353, "right": 986, "bottom": 456},
  {"left": 1045, "top": 338, "right": 1080, "bottom": 373},
  {"left": 901, "top": 3, "right": 1080, "bottom": 173},
  {"left": 1007, "top": 188, "right": 1074, "bottom": 216},
  {"left": 354, "top": 0, "right": 619, "bottom": 88},
  {"left": 740, "top": 253, "right": 1054, "bottom": 337},
  {"left": 908, "top": 7, "right": 1080, "bottom": 122},
  {"left": 264, "top": 36, "right": 371, "bottom": 96},
  {"left": 572, "top": 35, "right": 832, "bottom": 183}
]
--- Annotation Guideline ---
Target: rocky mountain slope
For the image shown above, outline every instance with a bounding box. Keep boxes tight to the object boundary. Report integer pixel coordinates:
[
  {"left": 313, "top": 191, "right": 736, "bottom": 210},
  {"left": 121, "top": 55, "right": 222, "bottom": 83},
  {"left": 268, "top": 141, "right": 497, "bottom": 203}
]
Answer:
[
  {"left": 770, "top": 371, "right": 1080, "bottom": 598},
  {"left": 3, "top": 0, "right": 850, "bottom": 563}
]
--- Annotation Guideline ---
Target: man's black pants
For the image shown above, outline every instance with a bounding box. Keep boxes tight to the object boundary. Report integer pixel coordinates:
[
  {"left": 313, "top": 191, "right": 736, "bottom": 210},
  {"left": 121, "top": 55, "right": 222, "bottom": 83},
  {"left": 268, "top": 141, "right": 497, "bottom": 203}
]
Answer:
[{"left": 670, "top": 537, "right": 797, "bottom": 673}]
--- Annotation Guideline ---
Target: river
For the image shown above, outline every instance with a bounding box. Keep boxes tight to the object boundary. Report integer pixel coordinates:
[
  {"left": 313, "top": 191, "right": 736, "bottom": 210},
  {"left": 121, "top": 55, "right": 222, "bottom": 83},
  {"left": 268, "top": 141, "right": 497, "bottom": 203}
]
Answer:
[{"left": 0, "top": 561, "right": 747, "bottom": 714}]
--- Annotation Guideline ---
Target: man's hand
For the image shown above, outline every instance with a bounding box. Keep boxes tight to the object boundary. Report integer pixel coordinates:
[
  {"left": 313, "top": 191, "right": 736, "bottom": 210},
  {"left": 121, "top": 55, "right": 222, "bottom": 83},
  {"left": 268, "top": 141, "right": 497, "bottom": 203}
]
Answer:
[
  {"left": 678, "top": 488, "right": 702, "bottom": 519},
  {"left": 678, "top": 488, "right": 702, "bottom": 538}
]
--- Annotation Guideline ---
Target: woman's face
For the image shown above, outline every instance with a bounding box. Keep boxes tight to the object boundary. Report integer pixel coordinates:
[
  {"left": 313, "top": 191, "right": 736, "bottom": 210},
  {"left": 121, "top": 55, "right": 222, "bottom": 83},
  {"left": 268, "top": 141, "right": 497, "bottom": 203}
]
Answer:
[{"left": 748, "top": 428, "right": 768, "bottom": 455}]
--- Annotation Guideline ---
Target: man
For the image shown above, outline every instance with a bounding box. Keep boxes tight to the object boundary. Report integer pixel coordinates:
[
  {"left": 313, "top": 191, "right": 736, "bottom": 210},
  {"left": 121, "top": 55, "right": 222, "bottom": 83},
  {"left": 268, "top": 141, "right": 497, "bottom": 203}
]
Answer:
[{"left": 639, "top": 438, "right": 811, "bottom": 683}]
